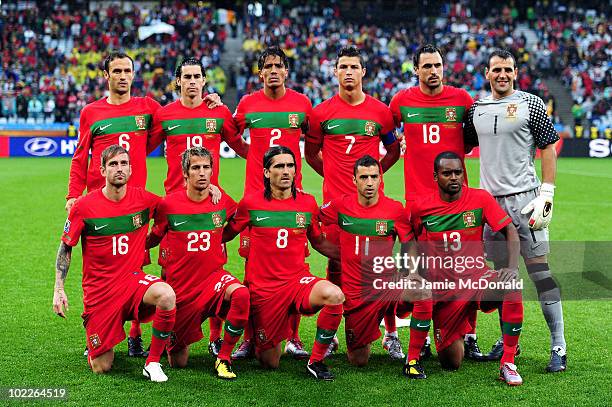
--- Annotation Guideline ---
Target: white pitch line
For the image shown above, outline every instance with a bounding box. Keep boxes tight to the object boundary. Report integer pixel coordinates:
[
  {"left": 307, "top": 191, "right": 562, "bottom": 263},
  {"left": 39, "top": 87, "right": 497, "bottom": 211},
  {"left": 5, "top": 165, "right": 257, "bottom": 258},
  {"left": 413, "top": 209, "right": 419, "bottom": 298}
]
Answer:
[{"left": 558, "top": 169, "right": 612, "bottom": 179}]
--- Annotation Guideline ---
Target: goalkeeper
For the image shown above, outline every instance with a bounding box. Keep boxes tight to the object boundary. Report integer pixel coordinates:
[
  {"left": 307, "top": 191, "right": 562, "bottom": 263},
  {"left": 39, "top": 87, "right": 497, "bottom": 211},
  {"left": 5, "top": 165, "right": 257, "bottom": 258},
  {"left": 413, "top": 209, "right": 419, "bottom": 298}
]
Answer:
[{"left": 463, "top": 49, "right": 566, "bottom": 373}]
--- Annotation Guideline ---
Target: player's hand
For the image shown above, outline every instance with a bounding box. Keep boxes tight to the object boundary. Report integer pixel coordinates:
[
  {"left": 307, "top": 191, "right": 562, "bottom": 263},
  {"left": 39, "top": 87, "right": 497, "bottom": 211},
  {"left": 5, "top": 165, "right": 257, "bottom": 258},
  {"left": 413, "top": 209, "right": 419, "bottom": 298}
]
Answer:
[
  {"left": 395, "top": 128, "right": 406, "bottom": 153},
  {"left": 53, "top": 288, "right": 69, "bottom": 318},
  {"left": 204, "top": 93, "right": 224, "bottom": 109},
  {"left": 498, "top": 267, "right": 519, "bottom": 283},
  {"left": 520, "top": 183, "right": 554, "bottom": 230},
  {"left": 209, "top": 184, "right": 222, "bottom": 204},
  {"left": 65, "top": 198, "right": 76, "bottom": 213}
]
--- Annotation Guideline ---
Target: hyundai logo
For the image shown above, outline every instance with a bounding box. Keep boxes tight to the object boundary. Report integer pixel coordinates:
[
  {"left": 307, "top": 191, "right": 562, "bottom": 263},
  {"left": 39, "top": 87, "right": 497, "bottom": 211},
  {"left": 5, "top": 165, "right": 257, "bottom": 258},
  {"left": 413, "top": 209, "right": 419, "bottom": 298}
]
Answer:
[{"left": 24, "top": 137, "right": 58, "bottom": 156}]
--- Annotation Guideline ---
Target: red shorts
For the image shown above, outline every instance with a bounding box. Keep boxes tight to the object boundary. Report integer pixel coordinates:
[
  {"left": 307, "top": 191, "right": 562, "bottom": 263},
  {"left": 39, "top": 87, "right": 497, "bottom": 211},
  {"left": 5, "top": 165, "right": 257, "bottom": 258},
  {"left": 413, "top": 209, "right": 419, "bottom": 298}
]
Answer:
[
  {"left": 251, "top": 273, "right": 324, "bottom": 351},
  {"left": 432, "top": 269, "right": 500, "bottom": 351},
  {"left": 82, "top": 271, "right": 161, "bottom": 359},
  {"left": 168, "top": 269, "right": 239, "bottom": 352},
  {"left": 344, "top": 300, "right": 413, "bottom": 352}
]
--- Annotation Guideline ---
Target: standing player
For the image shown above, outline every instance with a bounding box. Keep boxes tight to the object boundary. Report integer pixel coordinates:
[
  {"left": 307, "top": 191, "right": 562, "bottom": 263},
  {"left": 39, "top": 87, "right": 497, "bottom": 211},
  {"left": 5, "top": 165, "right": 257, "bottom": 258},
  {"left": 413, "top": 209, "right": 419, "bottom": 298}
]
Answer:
[
  {"left": 305, "top": 46, "right": 402, "bottom": 359},
  {"left": 147, "top": 57, "right": 248, "bottom": 357},
  {"left": 222, "top": 146, "right": 345, "bottom": 381},
  {"left": 147, "top": 147, "right": 249, "bottom": 379},
  {"left": 318, "top": 155, "right": 432, "bottom": 374},
  {"left": 464, "top": 49, "right": 566, "bottom": 372},
  {"left": 53, "top": 145, "right": 176, "bottom": 382},
  {"left": 232, "top": 46, "right": 312, "bottom": 359},
  {"left": 389, "top": 44, "right": 482, "bottom": 359},
  {"left": 410, "top": 151, "right": 524, "bottom": 385},
  {"left": 65, "top": 52, "right": 161, "bottom": 356}
]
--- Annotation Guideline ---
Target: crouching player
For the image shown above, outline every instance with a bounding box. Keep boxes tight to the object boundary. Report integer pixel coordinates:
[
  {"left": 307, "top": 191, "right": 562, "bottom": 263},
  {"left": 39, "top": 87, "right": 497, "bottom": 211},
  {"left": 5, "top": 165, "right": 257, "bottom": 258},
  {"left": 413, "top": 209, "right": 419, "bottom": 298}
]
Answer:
[
  {"left": 318, "top": 155, "right": 432, "bottom": 374},
  {"left": 410, "top": 151, "right": 524, "bottom": 385},
  {"left": 147, "top": 147, "right": 250, "bottom": 380},
  {"left": 223, "top": 146, "right": 345, "bottom": 380},
  {"left": 53, "top": 145, "right": 176, "bottom": 382}
]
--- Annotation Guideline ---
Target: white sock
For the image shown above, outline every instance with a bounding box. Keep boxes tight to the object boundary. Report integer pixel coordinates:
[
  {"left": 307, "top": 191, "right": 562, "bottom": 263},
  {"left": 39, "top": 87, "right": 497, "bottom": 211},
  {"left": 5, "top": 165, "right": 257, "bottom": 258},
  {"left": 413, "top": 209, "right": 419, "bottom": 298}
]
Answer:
[{"left": 385, "top": 330, "right": 398, "bottom": 338}]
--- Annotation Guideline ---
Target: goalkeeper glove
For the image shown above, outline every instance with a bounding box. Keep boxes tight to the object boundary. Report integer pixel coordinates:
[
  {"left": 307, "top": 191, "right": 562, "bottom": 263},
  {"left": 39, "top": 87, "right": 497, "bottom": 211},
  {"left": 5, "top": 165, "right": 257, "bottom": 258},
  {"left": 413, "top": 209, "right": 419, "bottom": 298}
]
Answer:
[{"left": 520, "top": 183, "right": 555, "bottom": 230}]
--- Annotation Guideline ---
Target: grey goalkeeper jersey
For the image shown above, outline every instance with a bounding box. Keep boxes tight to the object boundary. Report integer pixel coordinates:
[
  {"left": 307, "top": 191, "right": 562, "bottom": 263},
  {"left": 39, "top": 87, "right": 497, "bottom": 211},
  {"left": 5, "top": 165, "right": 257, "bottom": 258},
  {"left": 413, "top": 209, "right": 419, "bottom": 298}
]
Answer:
[{"left": 464, "top": 90, "right": 559, "bottom": 196}]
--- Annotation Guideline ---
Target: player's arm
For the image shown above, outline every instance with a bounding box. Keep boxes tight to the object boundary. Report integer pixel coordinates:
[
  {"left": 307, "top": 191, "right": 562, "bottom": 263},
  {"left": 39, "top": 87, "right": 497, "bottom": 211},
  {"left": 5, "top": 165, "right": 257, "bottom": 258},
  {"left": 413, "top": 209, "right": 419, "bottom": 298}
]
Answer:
[
  {"left": 498, "top": 223, "right": 520, "bottom": 283},
  {"left": 222, "top": 199, "right": 249, "bottom": 243},
  {"left": 520, "top": 96, "right": 560, "bottom": 230},
  {"left": 146, "top": 110, "right": 164, "bottom": 155},
  {"left": 463, "top": 103, "right": 479, "bottom": 153},
  {"left": 204, "top": 93, "right": 224, "bottom": 109},
  {"left": 226, "top": 136, "right": 249, "bottom": 159},
  {"left": 380, "top": 137, "right": 400, "bottom": 172},
  {"left": 66, "top": 113, "right": 92, "bottom": 210},
  {"left": 308, "top": 230, "right": 340, "bottom": 261},
  {"left": 53, "top": 241, "right": 72, "bottom": 318},
  {"left": 304, "top": 111, "right": 324, "bottom": 176},
  {"left": 221, "top": 108, "right": 249, "bottom": 159}
]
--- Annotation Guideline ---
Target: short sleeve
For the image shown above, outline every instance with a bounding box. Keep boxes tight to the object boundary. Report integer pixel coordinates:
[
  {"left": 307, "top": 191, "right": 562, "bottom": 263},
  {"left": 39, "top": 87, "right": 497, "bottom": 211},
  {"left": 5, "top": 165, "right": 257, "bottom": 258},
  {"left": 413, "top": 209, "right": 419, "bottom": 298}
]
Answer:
[
  {"left": 300, "top": 97, "right": 313, "bottom": 135},
  {"left": 389, "top": 92, "right": 403, "bottom": 127},
  {"left": 223, "top": 193, "right": 238, "bottom": 221},
  {"left": 379, "top": 106, "right": 397, "bottom": 145},
  {"left": 227, "top": 197, "right": 251, "bottom": 233},
  {"left": 527, "top": 95, "right": 560, "bottom": 149},
  {"left": 150, "top": 198, "right": 169, "bottom": 240},
  {"left": 307, "top": 197, "right": 322, "bottom": 238},
  {"left": 306, "top": 105, "right": 323, "bottom": 145},
  {"left": 233, "top": 95, "right": 248, "bottom": 134},
  {"left": 318, "top": 199, "right": 339, "bottom": 226},
  {"left": 481, "top": 191, "right": 512, "bottom": 232},
  {"left": 147, "top": 109, "right": 165, "bottom": 154},
  {"left": 393, "top": 206, "right": 414, "bottom": 243},
  {"left": 61, "top": 199, "right": 85, "bottom": 246},
  {"left": 220, "top": 106, "right": 241, "bottom": 144}
]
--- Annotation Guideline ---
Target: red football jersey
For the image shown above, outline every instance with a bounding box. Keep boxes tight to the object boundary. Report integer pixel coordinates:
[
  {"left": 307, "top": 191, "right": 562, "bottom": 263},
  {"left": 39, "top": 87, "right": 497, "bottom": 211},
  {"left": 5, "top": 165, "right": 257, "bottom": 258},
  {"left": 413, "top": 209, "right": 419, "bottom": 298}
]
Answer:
[
  {"left": 228, "top": 190, "right": 321, "bottom": 296},
  {"left": 149, "top": 101, "right": 241, "bottom": 194},
  {"left": 150, "top": 190, "right": 237, "bottom": 301},
  {"left": 308, "top": 95, "right": 396, "bottom": 202},
  {"left": 409, "top": 187, "right": 511, "bottom": 280},
  {"left": 233, "top": 89, "right": 312, "bottom": 193},
  {"left": 61, "top": 187, "right": 160, "bottom": 308},
  {"left": 389, "top": 86, "right": 473, "bottom": 201},
  {"left": 319, "top": 193, "right": 413, "bottom": 302},
  {"left": 67, "top": 97, "right": 161, "bottom": 199}
]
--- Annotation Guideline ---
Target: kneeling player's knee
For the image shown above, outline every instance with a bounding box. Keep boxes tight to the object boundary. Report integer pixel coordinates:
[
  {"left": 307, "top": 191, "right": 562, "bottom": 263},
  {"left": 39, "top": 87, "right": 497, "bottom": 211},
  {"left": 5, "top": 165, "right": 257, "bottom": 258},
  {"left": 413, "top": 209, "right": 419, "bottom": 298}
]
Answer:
[
  {"left": 168, "top": 354, "right": 188, "bottom": 369},
  {"left": 259, "top": 356, "right": 280, "bottom": 369},
  {"left": 156, "top": 284, "right": 176, "bottom": 309},
  {"left": 322, "top": 285, "right": 344, "bottom": 304},
  {"left": 348, "top": 350, "right": 369, "bottom": 367},
  {"left": 91, "top": 360, "right": 112, "bottom": 374}
]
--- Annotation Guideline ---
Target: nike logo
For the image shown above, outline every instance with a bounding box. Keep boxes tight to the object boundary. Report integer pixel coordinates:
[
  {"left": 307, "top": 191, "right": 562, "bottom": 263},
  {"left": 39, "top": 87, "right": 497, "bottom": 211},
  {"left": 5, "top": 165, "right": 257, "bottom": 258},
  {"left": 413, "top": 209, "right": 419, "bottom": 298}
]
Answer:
[
  {"left": 226, "top": 326, "right": 242, "bottom": 335},
  {"left": 158, "top": 333, "right": 170, "bottom": 339},
  {"left": 327, "top": 124, "right": 340, "bottom": 130},
  {"left": 512, "top": 327, "right": 522, "bottom": 332},
  {"left": 405, "top": 113, "right": 419, "bottom": 118},
  {"left": 94, "top": 224, "right": 108, "bottom": 231},
  {"left": 256, "top": 216, "right": 270, "bottom": 222},
  {"left": 544, "top": 301, "right": 559, "bottom": 306},
  {"left": 320, "top": 334, "right": 335, "bottom": 340},
  {"left": 342, "top": 221, "right": 353, "bottom": 226},
  {"left": 173, "top": 221, "right": 187, "bottom": 227},
  {"left": 478, "top": 112, "right": 486, "bottom": 116},
  {"left": 98, "top": 124, "right": 112, "bottom": 132},
  {"left": 250, "top": 118, "right": 263, "bottom": 124},
  {"left": 425, "top": 221, "right": 438, "bottom": 226},
  {"left": 167, "top": 124, "right": 181, "bottom": 131},
  {"left": 416, "top": 323, "right": 430, "bottom": 328}
]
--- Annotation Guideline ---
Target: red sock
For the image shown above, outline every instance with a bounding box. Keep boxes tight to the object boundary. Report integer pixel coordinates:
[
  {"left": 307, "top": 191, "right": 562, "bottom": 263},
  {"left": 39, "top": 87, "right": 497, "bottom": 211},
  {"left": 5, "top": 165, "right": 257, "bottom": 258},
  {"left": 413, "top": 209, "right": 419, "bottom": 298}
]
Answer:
[
  {"left": 466, "top": 307, "right": 477, "bottom": 336},
  {"left": 288, "top": 313, "right": 301, "bottom": 340},
  {"left": 146, "top": 307, "right": 176, "bottom": 364},
  {"left": 407, "top": 299, "right": 433, "bottom": 361},
  {"left": 384, "top": 304, "right": 397, "bottom": 334},
  {"left": 209, "top": 317, "right": 223, "bottom": 342},
  {"left": 500, "top": 291, "right": 523, "bottom": 366},
  {"left": 129, "top": 320, "right": 142, "bottom": 338},
  {"left": 218, "top": 287, "right": 250, "bottom": 361},
  {"left": 310, "top": 304, "right": 343, "bottom": 363}
]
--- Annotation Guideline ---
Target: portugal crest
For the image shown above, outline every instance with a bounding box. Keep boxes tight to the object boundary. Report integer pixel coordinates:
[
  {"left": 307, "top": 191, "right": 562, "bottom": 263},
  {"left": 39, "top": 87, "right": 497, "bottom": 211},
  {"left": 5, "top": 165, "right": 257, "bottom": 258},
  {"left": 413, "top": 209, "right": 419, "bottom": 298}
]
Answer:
[
  {"left": 135, "top": 115, "right": 147, "bottom": 130},
  {"left": 89, "top": 333, "right": 102, "bottom": 349},
  {"left": 206, "top": 119, "right": 217, "bottom": 133},
  {"left": 256, "top": 328, "right": 267, "bottom": 344},
  {"left": 212, "top": 212, "right": 223, "bottom": 228},
  {"left": 445, "top": 107, "right": 457, "bottom": 122},
  {"left": 132, "top": 213, "right": 143, "bottom": 228},
  {"left": 463, "top": 211, "right": 476, "bottom": 227},
  {"left": 506, "top": 103, "right": 518, "bottom": 119},
  {"left": 376, "top": 220, "right": 388, "bottom": 236},
  {"left": 364, "top": 121, "right": 376, "bottom": 136},
  {"left": 296, "top": 213, "right": 307, "bottom": 228},
  {"left": 288, "top": 113, "right": 299, "bottom": 128}
]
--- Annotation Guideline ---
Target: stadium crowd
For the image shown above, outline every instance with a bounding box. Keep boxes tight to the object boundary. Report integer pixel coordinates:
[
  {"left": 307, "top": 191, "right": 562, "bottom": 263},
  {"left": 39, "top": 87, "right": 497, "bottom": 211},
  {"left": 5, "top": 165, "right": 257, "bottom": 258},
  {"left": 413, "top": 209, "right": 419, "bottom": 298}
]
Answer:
[
  {"left": 0, "top": 1, "right": 609, "bottom": 135},
  {"left": 0, "top": 1, "right": 231, "bottom": 123}
]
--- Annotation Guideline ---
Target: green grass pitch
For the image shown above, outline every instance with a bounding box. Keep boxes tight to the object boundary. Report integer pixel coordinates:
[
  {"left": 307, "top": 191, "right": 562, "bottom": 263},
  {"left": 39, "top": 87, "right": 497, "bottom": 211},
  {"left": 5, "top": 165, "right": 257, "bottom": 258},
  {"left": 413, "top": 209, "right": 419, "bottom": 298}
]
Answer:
[{"left": 0, "top": 157, "right": 610, "bottom": 406}]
